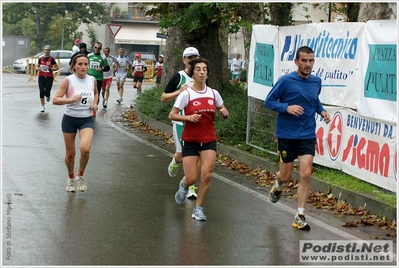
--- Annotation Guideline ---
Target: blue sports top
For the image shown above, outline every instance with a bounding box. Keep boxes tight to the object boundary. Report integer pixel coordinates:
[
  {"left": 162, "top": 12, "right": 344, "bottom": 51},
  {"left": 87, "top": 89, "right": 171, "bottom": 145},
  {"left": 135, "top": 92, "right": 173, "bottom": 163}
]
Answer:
[{"left": 264, "top": 71, "right": 326, "bottom": 139}]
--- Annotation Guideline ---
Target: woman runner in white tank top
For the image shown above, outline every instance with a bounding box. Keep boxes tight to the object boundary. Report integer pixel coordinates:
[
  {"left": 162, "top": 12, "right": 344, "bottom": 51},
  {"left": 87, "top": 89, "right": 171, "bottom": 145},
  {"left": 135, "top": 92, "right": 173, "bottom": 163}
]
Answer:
[{"left": 53, "top": 54, "right": 98, "bottom": 193}]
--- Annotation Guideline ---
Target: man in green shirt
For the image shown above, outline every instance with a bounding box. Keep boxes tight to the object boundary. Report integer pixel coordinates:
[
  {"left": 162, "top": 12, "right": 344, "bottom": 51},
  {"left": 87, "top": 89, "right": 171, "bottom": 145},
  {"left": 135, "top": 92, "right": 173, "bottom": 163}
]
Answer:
[{"left": 87, "top": 42, "right": 110, "bottom": 118}]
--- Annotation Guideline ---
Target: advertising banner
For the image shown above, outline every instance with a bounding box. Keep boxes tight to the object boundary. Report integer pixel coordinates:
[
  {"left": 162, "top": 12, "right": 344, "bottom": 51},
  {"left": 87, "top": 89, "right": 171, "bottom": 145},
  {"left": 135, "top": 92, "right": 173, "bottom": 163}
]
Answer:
[
  {"left": 248, "top": 25, "right": 279, "bottom": 100},
  {"left": 355, "top": 20, "right": 397, "bottom": 122},
  {"left": 315, "top": 106, "right": 397, "bottom": 192},
  {"left": 278, "top": 23, "right": 364, "bottom": 109},
  {"left": 248, "top": 21, "right": 397, "bottom": 191}
]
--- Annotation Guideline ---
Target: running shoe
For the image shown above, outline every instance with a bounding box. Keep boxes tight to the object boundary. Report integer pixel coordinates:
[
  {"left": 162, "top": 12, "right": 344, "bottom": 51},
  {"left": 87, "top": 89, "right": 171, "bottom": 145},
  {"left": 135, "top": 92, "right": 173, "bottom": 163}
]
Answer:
[
  {"left": 41, "top": 106, "right": 45, "bottom": 113},
  {"left": 186, "top": 185, "right": 198, "bottom": 199},
  {"left": 168, "top": 159, "right": 180, "bottom": 177},
  {"left": 116, "top": 97, "right": 123, "bottom": 104},
  {"left": 103, "top": 101, "right": 107, "bottom": 109},
  {"left": 76, "top": 175, "right": 87, "bottom": 192},
  {"left": 192, "top": 206, "right": 207, "bottom": 221},
  {"left": 66, "top": 177, "right": 76, "bottom": 192},
  {"left": 175, "top": 180, "right": 188, "bottom": 205},
  {"left": 269, "top": 185, "right": 282, "bottom": 203},
  {"left": 292, "top": 213, "right": 311, "bottom": 230},
  {"left": 46, "top": 96, "right": 50, "bottom": 102}
]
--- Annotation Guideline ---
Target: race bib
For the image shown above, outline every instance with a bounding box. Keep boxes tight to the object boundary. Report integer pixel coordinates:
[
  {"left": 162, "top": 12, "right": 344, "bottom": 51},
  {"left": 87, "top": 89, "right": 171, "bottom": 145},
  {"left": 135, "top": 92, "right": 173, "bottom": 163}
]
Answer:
[
  {"left": 40, "top": 65, "right": 50, "bottom": 72},
  {"left": 90, "top": 62, "right": 100, "bottom": 69}
]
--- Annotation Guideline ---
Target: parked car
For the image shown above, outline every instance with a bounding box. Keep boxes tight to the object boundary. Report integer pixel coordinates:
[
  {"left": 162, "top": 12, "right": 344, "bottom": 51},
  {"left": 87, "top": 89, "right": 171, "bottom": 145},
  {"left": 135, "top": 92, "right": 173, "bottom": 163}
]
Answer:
[
  {"left": 127, "top": 51, "right": 157, "bottom": 64},
  {"left": 13, "top": 50, "right": 73, "bottom": 74}
]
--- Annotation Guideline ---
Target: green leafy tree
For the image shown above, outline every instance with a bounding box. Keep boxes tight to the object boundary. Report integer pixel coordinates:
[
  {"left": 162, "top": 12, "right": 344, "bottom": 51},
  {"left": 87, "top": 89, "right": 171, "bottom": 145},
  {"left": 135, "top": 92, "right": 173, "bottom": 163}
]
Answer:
[
  {"left": 86, "top": 25, "right": 97, "bottom": 50},
  {"left": 146, "top": 3, "right": 267, "bottom": 88},
  {"left": 2, "top": 2, "right": 108, "bottom": 53}
]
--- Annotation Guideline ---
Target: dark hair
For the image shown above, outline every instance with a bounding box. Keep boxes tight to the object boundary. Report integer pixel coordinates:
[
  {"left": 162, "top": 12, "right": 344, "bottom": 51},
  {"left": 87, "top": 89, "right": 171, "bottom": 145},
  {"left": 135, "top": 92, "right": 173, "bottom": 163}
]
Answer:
[
  {"left": 69, "top": 54, "right": 89, "bottom": 73},
  {"left": 295, "top": 46, "right": 314, "bottom": 60},
  {"left": 188, "top": 57, "right": 210, "bottom": 77}
]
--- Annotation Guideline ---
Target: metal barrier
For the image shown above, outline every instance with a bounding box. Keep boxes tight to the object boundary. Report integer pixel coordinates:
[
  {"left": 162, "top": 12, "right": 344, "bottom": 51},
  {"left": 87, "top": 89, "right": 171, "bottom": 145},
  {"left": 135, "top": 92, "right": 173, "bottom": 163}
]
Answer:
[
  {"left": 144, "top": 60, "right": 155, "bottom": 81},
  {"left": 26, "top": 57, "right": 61, "bottom": 82}
]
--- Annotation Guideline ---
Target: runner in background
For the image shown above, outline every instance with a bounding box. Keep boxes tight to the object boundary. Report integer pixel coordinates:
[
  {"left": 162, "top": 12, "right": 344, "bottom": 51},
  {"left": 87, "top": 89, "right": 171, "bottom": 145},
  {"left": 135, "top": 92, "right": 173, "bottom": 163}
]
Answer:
[
  {"left": 132, "top": 53, "right": 147, "bottom": 95},
  {"left": 72, "top": 38, "right": 81, "bottom": 54},
  {"left": 101, "top": 46, "right": 118, "bottom": 109},
  {"left": 87, "top": 42, "right": 110, "bottom": 118},
  {"left": 230, "top": 53, "right": 244, "bottom": 85},
  {"left": 115, "top": 48, "right": 132, "bottom": 104},
  {"left": 155, "top": 54, "right": 164, "bottom": 87},
  {"left": 36, "top": 45, "right": 59, "bottom": 113}
]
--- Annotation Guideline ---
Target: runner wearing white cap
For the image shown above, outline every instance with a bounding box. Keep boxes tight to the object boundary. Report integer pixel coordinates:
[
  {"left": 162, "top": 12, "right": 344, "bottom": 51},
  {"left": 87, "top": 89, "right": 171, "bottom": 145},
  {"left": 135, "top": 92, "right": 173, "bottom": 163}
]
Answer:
[{"left": 161, "top": 46, "right": 201, "bottom": 199}]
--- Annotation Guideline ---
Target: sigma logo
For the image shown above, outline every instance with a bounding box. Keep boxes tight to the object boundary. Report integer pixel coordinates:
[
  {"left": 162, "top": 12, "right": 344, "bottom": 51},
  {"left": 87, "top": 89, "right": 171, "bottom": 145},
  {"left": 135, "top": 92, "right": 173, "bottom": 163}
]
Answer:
[
  {"left": 208, "top": 100, "right": 214, "bottom": 105},
  {"left": 327, "top": 111, "right": 343, "bottom": 161},
  {"left": 193, "top": 101, "right": 201, "bottom": 106}
]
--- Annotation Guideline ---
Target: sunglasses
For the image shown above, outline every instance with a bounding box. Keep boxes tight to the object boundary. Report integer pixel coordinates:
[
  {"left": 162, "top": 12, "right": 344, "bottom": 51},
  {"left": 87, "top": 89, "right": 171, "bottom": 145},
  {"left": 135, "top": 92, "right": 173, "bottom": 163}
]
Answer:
[{"left": 94, "top": 46, "right": 102, "bottom": 49}]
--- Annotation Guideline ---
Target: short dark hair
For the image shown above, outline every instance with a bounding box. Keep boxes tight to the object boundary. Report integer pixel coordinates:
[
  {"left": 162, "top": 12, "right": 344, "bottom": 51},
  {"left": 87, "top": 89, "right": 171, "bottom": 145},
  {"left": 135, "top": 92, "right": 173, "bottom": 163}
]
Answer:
[
  {"left": 296, "top": 46, "right": 314, "bottom": 60},
  {"left": 188, "top": 57, "right": 210, "bottom": 77}
]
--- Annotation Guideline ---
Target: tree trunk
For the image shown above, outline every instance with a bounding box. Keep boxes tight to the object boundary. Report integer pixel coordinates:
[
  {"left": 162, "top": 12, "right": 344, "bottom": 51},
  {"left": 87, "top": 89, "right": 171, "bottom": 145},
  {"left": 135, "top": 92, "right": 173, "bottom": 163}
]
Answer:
[
  {"left": 190, "top": 25, "right": 224, "bottom": 89},
  {"left": 357, "top": 2, "right": 395, "bottom": 21},
  {"left": 346, "top": 3, "right": 360, "bottom": 22},
  {"left": 161, "top": 3, "right": 224, "bottom": 89},
  {"left": 269, "top": 3, "right": 293, "bottom": 26},
  {"left": 236, "top": 3, "right": 265, "bottom": 69},
  {"left": 161, "top": 25, "right": 185, "bottom": 85},
  {"left": 219, "top": 25, "right": 230, "bottom": 82}
]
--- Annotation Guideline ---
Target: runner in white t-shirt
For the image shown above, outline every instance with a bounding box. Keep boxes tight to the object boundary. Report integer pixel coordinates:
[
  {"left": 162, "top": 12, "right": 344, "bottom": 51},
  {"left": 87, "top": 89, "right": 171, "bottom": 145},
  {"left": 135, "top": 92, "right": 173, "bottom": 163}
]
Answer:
[
  {"left": 115, "top": 48, "right": 132, "bottom": 104},
  {"left": 101, "top": 47, "right": 119, "bottom": 109}
]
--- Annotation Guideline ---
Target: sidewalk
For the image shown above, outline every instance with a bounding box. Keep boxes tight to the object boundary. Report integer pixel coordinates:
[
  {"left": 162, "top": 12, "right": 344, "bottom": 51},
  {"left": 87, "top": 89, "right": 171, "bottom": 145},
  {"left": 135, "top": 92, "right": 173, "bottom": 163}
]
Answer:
[{"left": 121, "top": 110, "right": 396, "bottom": 221}]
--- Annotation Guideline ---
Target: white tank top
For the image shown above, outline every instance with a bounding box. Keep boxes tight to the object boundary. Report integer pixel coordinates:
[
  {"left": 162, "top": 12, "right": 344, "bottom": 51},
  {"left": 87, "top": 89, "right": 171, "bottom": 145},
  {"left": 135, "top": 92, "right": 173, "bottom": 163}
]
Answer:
[{"left": 64, "top": 74, "right": 95, "bottom": 118}]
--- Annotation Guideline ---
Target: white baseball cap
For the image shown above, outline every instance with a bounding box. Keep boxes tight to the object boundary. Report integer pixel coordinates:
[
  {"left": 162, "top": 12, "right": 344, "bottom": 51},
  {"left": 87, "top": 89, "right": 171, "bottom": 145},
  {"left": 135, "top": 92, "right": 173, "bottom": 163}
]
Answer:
[{"left": 182, "top": 47, "right": 200, "bottom": 57}]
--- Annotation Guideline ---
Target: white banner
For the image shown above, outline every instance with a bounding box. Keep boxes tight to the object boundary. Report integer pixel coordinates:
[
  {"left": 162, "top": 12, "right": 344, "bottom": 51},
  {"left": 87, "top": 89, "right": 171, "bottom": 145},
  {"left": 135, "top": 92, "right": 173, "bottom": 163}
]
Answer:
[
  {"left": 248, "top": 21, "right": 397, "bottom": 191},
  {"left": 355, "top": 20, "right": 397, "bottom": 121},
  {"left": 248, "top": 25, "right": 279, "bottom": 101},
  {"left": 278, "top": 23, "right": 364, "bottom": 109},
  {"left": 248, "top": 21, "right": 397, "bottom": 121},
  {"left": 314, "top": 106, "right": 397, "bottom": 192}
]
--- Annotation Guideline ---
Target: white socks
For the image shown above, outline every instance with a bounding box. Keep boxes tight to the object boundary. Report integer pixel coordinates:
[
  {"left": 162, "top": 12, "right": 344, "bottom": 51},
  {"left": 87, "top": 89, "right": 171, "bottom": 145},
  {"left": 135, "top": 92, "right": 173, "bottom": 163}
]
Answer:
[{"left": 275, "top": 180, "right": 285, "bottom": 190}]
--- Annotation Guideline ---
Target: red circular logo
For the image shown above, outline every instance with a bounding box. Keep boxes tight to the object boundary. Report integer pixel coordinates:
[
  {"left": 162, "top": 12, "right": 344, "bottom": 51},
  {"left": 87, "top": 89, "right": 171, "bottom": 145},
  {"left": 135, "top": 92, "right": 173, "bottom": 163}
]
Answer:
[{"left": 327, "top": 111, "right": 343, "bottom": 160}]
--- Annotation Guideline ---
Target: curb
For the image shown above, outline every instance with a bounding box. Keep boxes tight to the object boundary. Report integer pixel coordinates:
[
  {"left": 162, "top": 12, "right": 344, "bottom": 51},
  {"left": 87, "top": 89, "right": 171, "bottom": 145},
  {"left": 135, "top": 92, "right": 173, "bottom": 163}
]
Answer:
[{"left": 135, "top": 111, "right": 396, "bottom": 220}]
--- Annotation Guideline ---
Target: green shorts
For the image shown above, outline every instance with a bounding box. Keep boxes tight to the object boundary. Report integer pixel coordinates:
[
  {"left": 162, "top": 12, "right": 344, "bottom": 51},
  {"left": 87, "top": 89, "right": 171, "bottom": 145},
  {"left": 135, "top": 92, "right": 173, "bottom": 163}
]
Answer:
[{"left": 231, "top": 73, "right": 240, "bottom": 80}]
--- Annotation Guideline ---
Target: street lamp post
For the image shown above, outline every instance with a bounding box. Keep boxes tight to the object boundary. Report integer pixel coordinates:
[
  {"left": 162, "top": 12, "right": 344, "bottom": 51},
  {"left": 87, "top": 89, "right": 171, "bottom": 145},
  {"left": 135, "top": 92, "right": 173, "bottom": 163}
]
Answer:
[{"left": 61, "top": 8, "right": 66, "bottom": 50}]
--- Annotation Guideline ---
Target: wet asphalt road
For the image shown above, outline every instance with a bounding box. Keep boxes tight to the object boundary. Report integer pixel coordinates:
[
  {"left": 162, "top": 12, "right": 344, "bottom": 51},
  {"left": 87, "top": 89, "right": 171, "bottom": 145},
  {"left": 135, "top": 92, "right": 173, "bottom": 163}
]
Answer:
[{"left": 2, "top": 72, "right": 396, "bottom": 266}]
